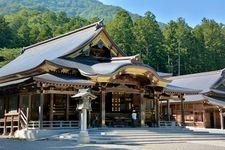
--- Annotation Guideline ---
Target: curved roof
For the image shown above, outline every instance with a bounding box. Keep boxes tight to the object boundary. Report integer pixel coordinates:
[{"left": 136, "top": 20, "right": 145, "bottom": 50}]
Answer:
[
  {"left": 0, "top": 21, "right": 103, "bottom": 79},
  {"left": 49, "top": 56, "right": 168, "bottom": 83},
  {"left": 33, "top": 73, "right": 95, "bottom": 86},
  {"left": 203, "top": 96, "right": 225, "bottom": 107},
  {"left": 163, "top": 84, "right": 201, "bottom": 95}
]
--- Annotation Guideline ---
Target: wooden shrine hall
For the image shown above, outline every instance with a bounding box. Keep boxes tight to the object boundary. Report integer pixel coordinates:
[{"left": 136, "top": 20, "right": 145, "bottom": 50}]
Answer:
[{"left": 0, "top": 21, "right": 199, "bottom": 135}]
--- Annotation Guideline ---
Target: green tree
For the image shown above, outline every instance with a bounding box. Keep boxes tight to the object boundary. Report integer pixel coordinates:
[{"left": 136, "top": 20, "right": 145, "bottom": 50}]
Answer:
[
  {"left": 17, "top": 23, "right": 31, "bottom": 47},
  {"left": 37, "top": 24, "right": 53, "bottom": 41},
  {"left": 193, "top": 18, "right": 225, "bottom": 71},
  {"left": 163, "top": 18, "right": 199, "bottom": 75},
  {"left": 107, "top": 10, "right": 134, "bottom": 55},
  {"left": 65, "top": 16, "right": 89, "bottom": 31},
  {"left": 0, "top": 48, "right": 21, "bottom": 67},
  {"left": 57, "top": 11, "right": 70, "bottom": 24},
  {"left": 132, "top": 11, "right": 165, "bottom": 71},
  {"left": 0, "top": 16, "right": 13, "bottom": 48},
  {"left": 29, "top": 25, "right": 40, "bottom": 44}
]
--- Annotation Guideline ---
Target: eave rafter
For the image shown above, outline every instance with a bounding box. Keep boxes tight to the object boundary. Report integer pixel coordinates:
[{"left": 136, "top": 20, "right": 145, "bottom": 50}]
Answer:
[{"left": 89, "top": 66, "right": 169, "bottom": 87}]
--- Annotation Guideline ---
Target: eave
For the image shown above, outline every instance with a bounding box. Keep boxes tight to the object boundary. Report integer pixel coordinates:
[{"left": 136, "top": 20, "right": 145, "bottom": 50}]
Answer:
[{"left": 87, "top": 65, "right": 169, "bottom": 87}]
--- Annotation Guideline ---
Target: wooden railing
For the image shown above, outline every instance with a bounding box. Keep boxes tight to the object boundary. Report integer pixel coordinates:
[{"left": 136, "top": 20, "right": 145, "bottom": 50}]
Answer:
[
  {"left": 28, "top": 120, "right": 79, "bottom": 129},
  {"left": 0, "top": 107, "right": 79, "bottom": 135},
  {"left": 0, "top": 111, "right": 19, "bottom": 135}
]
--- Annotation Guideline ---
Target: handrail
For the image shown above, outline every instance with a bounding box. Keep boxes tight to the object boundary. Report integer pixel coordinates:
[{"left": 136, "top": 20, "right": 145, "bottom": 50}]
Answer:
[
  {"left": 19, "top": 108, "right": 29, "bottom": 129},
  {"left": 20, "top": 111, "right": 27, "bottom": 124},
  {"left": 28, "top": 120, "right": 79, "bottom": 129},
  {"left": 159, "top": 121, "right": 177, "bottom": 127}
]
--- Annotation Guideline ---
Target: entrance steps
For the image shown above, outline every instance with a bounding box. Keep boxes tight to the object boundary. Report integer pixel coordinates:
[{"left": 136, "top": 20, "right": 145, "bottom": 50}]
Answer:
[{"left": 51, "top": 127, "right": 225, "bottom": 144}]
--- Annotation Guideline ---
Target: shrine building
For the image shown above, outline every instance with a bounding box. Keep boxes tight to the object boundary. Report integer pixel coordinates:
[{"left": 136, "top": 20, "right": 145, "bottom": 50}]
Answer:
[{"left": 0, "top": 21, "right": 198, "bottom": 135}]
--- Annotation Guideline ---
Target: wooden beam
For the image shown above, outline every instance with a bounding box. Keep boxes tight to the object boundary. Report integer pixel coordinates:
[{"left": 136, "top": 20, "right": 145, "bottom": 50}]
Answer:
[
  {"left": 106, "top": 87, "right": 140, "bottom": 94},
  {"left": 42, "top": 90, "right": 76, "bottom": 95}
]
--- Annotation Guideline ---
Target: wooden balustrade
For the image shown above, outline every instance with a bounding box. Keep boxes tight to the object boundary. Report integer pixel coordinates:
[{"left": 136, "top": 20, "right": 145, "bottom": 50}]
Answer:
[
  {"left": 28, "top": 120, "right": 79, "bottom": 129},
  {"left": 159, "top": 121, "right": 177, "bottom": 127},
  {"left": 0, "top": 111, "right": 19, "bottom": 135}
]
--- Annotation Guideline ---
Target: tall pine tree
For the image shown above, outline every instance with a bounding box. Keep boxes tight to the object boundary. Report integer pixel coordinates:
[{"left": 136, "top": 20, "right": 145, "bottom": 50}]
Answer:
[
  {"left": 107, "top": 10, "right": 134, "bottom": 56},
  {"left": 132, "top": 11, "right": 165, "bottom": 71}
]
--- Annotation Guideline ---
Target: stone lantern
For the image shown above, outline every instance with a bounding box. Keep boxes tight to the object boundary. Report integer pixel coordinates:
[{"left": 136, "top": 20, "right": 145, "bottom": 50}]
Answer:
[{"left": 71, "top": 89, "right": 96, "bottom": 144}]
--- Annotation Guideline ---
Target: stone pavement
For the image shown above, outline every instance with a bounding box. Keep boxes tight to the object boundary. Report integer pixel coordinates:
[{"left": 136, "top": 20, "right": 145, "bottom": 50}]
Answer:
[{"left": 1, "top": 127, "right": 225, "bottom": 150}]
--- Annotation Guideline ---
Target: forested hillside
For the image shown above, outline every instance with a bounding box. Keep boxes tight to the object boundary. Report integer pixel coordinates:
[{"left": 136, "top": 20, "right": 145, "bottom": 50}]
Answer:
[
  {"left": 0, "top": 9, "right": 225, "bottom": 75},
  {"left": 0, "top": 0, "right": 166, "bottom": 28},
  {"left": 0, "top": 0, "right": 138, "bottom": 22}
]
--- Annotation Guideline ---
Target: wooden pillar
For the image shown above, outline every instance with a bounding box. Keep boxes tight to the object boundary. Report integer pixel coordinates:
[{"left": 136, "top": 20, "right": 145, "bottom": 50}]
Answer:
[
  {"left": 167, "top": 99, "right": 170, "bottom": 121},
  {"left": 154, "top": 94, "right": 160, "bottom": 127},
  {"left": 154, "top": 98, "right": 157, "bottom": 127},
  {"left": 140, "top": 93, "right": 146, "bottom": 127},
  {"left": 39, "top": 93, "right": 44, "bottom": 129},
  {"left": 180, "top": 95, "right": 185, "bottom": 127},
  {"left": 18, "top": 94, "right": 22, "bottom": 130},
  {"left": 19, "top": 94, "right": 22, "bottom": 110},
  {"left": 50, "top": 94, "right": 54, "bottom": 126},
  {"left": 214, "top": 109, "right": 217, "bottom": 128},
  {"left": 193, "top": 111, "right": 196, "bottom": 126},
  {"left": 203, "top": 109, "right": 206, "bottom": 127},
  {"left": 3, "top": 110, "right": 6, "bottom": 135},
  {"left": 157, "top": 98, "right": 160, "bottom": 127},
  {"left": 219, "top": 108, "right": 224, "bottom": 130},
  {"left": 28, "top": 94, "right": 31, "bottom": 120},
  {"left": 101, "top": 91, "right": 106, "bottom": 127},
  {"left": 66, "top": 95, "right": 70, "bottom": 120},
  {"left": 9, "top": 115, "right": 13, "bottom": 136}
]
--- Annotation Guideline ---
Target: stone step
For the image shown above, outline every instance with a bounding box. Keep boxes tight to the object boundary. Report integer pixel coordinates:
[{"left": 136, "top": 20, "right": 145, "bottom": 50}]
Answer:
[
  {"left": 90, "top": 128, "right": 225, "bottom": 136},
  {"left": 90, "top": 136, "right": 225, "bottom": 144},
  {"left": 50, "top": 127, "right": 225, "bottom": 145},
  {"left": 89, "top": 128, "right": 193, "bottom": 133}
]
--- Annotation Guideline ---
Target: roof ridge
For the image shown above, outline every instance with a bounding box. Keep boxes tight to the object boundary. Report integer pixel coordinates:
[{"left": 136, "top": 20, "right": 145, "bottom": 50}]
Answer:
[
  {"left": 170, "top": 69, "right": 224, "bottom": 79},
  {"left": 111, "top": 54, "right": 141, "bottom": 62},
  {"left": 22, "top": 20, "right": 104, "bottom": 53}
]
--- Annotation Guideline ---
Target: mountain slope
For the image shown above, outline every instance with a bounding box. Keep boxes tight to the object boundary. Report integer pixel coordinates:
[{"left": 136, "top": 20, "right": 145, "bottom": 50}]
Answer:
[{"left": 0, "top": 0, "right": 138, "bottom": 22}]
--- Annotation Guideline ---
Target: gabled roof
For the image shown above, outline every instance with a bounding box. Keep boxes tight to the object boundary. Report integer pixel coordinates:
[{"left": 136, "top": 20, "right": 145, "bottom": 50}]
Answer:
[
  {"left": 0, "top": 21, "right": 105, "bottom": 80},
  {"left": 168, "top": 69, "right": 224, "bottom": 93}
]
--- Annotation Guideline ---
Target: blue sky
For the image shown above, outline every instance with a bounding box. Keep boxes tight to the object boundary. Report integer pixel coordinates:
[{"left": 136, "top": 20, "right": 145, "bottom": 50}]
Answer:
[{"left": 98, "top": 0, "right": 225, "bottom": 27}]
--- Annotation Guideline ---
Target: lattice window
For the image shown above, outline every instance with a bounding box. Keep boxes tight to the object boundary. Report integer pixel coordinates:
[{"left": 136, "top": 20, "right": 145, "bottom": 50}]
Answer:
[{"left": 112, "top": 97, "right": 120, "bottom": 112}]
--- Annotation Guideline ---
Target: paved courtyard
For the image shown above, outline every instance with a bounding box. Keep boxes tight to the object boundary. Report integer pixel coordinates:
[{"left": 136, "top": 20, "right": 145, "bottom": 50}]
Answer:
[
  {"left": 0, "top": 138, "right": 225, "bottom": 150},
  {"left": 1, "top": 127, "right": 225, "bottom": 150}
]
